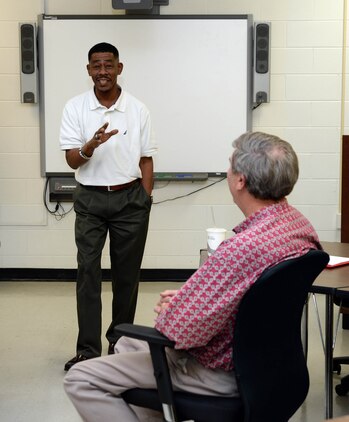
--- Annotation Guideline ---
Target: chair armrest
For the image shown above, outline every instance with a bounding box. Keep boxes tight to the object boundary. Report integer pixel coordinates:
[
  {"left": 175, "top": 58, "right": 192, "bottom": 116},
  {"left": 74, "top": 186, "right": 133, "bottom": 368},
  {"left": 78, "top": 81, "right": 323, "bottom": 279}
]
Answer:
[
  {"left": 114, "top": 323, "right": 177, "bottom": 409},
  {"left": 114, "top": 323, "right": 175, "bottom": 348}
]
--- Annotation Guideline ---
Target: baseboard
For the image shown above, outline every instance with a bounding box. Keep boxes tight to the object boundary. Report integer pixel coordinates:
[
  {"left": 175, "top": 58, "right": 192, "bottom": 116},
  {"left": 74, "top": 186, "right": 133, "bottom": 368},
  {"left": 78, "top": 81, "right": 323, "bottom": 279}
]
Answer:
[{"left": 0, "top": 268, "right": 195, "bottom": 282}]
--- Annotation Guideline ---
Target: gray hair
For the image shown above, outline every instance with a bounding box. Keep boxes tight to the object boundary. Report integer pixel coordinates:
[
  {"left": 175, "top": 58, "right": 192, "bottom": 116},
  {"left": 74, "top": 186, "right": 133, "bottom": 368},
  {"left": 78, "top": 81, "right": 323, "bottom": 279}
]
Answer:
[{"left": 231, "top": 131, "right": 299, "bottom": 200}]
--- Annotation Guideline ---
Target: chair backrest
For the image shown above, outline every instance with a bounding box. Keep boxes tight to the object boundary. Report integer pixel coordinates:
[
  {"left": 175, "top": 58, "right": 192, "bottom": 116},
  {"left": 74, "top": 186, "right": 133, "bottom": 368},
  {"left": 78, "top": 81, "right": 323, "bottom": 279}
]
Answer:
[{"left": 233, "top": 249, "right": 329, "bottom": 422}]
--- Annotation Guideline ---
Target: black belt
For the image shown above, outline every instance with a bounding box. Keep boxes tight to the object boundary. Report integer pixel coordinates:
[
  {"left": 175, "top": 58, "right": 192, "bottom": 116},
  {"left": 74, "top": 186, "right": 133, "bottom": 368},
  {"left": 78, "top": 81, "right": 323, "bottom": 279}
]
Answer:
[{"left": 81, "top": 179, "right": 139, "bottom": 192}]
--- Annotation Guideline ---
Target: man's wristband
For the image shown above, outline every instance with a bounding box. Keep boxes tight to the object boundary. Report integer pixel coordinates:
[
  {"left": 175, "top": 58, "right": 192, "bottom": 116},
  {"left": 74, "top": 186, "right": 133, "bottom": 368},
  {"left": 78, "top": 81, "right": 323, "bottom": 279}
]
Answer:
[{"left": 79, "top": 148, "right": 92, "bottom": 160}]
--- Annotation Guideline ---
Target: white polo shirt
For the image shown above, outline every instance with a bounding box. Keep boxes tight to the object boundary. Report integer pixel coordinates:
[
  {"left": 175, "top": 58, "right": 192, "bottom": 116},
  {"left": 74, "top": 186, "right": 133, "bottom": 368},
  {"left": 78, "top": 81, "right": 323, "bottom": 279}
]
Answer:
[{"left": 60, "top": 88, "right": 157, "bottom": 186}]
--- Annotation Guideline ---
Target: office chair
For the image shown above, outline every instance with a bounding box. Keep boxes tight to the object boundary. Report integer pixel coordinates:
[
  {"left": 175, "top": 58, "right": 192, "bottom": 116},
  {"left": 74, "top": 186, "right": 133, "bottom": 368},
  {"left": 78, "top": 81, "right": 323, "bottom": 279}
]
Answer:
[{"left": 115, "top": 249, "right": 329, "bottom": 422}]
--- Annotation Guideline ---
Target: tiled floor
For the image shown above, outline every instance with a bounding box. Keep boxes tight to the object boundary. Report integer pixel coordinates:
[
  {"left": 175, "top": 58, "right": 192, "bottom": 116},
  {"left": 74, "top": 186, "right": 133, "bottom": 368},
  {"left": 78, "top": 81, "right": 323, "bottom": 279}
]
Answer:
[{"left": 1, "top": 281, "right": 349, "bottom": 421}]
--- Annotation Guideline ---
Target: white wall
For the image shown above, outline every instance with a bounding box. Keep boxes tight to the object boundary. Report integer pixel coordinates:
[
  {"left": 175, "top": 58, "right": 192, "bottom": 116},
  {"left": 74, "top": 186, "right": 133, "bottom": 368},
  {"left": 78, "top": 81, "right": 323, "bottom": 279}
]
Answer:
[{"left": 0, "top": 0, "right": 345, "bottom": 270}]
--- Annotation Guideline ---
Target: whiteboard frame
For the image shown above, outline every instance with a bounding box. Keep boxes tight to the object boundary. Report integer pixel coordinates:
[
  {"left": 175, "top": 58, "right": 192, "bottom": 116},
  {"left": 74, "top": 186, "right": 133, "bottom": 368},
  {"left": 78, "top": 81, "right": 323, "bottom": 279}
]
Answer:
[{"left": 38, "top": 14, "right": 253, "bottom": 177}]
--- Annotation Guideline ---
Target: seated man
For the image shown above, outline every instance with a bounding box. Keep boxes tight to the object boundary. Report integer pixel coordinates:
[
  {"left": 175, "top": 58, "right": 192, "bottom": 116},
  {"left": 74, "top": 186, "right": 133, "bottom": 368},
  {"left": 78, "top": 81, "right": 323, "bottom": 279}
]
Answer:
[{"left": 64, "top": 131, "right": 322, "bottom": 422}]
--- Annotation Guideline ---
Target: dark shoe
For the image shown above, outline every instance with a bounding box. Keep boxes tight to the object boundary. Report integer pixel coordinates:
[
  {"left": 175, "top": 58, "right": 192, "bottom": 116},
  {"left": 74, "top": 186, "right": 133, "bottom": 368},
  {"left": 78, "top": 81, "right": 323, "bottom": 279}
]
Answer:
[
  {"left": 64, "top": 354, "right": 89, "bottom": 371},
  {"left": 108, "top": 342, "right": 116, "bottom": 355}
]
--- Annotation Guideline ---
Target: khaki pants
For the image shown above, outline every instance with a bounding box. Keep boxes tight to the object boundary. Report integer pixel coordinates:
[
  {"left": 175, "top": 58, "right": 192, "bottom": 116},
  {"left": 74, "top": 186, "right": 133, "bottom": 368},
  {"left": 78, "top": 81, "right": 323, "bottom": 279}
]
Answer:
[{"left": 64, "top": 337, "right": 239, "bottom": 422}]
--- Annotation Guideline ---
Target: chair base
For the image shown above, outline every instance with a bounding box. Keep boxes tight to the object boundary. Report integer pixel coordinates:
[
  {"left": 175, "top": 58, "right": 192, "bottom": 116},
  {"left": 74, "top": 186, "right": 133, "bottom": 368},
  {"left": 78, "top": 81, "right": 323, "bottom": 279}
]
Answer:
[
  {"left": 335, "top": 375, "right": 349, "bottom": 396},
  {"left": 333, "top": 356, "right": 349, "bottom": 375}
]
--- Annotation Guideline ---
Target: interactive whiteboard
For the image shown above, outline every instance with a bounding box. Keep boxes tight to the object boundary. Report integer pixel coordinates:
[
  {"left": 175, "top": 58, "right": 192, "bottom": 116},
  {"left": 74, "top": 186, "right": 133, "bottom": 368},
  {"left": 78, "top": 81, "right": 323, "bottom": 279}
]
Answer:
[{"left": 38, "top": 15, "right": 253, "bottom": 176}]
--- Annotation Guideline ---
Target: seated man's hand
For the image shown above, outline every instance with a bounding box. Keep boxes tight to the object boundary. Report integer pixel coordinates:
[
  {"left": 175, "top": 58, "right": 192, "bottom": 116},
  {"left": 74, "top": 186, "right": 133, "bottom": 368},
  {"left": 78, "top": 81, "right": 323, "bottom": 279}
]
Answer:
[{"left": 154, "top": 290, "right": 178, "bottom": 315}]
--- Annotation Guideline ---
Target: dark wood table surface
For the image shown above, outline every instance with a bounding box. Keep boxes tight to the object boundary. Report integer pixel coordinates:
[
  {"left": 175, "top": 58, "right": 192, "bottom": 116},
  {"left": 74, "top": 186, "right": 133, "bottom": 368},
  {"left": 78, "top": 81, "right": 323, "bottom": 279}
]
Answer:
[{"left": 313, "top": 241, "right": 349, "bottom": 293}]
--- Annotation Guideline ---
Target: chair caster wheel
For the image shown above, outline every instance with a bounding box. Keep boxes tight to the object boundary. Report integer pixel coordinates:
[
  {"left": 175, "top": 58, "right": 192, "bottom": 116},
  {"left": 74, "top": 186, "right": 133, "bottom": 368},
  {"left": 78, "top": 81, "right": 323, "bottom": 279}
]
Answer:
[{"left": 335, "top": 383, "right": 349, "bottom": 396}]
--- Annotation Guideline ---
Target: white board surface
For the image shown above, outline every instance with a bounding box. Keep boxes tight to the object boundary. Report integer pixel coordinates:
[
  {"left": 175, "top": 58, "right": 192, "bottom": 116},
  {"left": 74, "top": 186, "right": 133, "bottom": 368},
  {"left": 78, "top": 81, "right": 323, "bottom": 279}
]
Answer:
[{"left": 39, "top": 15, "right": 253, "bottom": 176}]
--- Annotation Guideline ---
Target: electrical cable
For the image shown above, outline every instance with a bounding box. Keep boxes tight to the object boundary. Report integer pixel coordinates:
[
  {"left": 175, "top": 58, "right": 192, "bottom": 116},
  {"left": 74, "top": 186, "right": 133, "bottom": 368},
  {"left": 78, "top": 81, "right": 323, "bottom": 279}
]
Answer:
[
  {"left": 153, "top": 176, "right": 227, "bottom": 205},
  {"left": 252, "top": 102, "right": 263, "bottom": 110},
  {"left": 43, "top": 177, "right": 74, "bottom": 220}
]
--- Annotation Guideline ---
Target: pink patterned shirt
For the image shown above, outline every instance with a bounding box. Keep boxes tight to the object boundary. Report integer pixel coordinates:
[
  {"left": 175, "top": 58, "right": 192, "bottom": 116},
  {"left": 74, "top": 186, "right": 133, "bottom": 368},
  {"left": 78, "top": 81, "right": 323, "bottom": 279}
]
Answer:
[{"left": 155, "top": 200, "right": 321, "bottom": 371}]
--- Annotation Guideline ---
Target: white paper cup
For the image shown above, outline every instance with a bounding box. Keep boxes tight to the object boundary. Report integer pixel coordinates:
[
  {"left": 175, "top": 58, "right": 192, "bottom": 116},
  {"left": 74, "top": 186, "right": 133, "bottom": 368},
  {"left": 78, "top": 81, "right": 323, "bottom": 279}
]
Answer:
[{"left": 206, "top": 228, "right": 227, "bottom": 256}]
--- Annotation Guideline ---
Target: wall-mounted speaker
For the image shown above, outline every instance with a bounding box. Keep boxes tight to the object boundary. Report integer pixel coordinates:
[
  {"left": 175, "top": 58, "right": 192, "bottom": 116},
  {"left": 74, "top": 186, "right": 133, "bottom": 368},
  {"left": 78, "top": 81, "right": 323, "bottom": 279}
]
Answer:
[
  {"left": 19, "top": 23, "right": 38, "bottom": 104},
  {"left": 253, "top": 22, "right": 271, "bottom": 106}
]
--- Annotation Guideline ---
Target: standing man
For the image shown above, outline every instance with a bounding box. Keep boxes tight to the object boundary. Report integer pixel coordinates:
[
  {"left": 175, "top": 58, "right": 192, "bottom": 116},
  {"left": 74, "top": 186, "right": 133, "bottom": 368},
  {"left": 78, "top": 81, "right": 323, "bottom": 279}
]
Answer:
[{"left": 60, "top": 42, "right": 157, "bottom": 371}]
